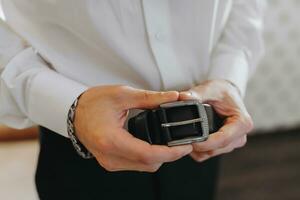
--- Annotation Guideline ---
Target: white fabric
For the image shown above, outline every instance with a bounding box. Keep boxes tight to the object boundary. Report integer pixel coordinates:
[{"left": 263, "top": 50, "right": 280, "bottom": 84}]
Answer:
[{"left": 0, "top": 0, "right": 264, "bottom": 137}]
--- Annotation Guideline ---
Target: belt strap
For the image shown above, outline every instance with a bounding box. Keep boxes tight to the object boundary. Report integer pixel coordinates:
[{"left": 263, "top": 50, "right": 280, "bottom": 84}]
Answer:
[{"left": 128, "top": 100, "right": 223, "bottom": 146}]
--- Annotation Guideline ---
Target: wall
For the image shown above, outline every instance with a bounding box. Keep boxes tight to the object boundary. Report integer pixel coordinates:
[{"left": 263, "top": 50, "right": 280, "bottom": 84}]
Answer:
[{"left": 245, "top": 0, "right": 300, "bottom": 131}]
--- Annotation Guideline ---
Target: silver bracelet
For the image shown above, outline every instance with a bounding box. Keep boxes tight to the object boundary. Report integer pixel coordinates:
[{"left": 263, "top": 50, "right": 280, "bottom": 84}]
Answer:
[{"left": 67, "top": 95, "right": 94, "bottom": 159}]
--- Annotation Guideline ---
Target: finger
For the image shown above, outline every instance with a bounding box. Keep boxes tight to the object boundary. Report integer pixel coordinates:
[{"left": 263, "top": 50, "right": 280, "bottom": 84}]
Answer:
[
  {"left": 192, "top": 117, "right": 248, "bottom": 152},
  {"left": 179, "top": 86, "right": 214, "bottom": 103},
  {"left": 206, "top": 135, "right": 247, "bottom": 156},
  {"left": 178, "top": 91, "right": 198, "bottom": 101},
  {"left": 96, "top": 153, "right": 162, "bottom": 172},
  {"left": 190, "top": 151, "right": 210, "bottom": 162},
  {"left": 190, "top": 135, "right": 247, "bottom": 162},
  {"left": 125, "top": 88, "right": 179, "bottom": 109},
  {"left": 114, "top": 130, "right": 193, "bottom": 164},
  {"left": 179, "top": 86, "right": 247, "bottom": 117}
]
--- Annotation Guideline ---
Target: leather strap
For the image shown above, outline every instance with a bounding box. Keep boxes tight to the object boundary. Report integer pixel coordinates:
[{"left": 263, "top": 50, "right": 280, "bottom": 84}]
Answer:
[{"left": 128, "top": 101, "right": 224, "bottom": 146}]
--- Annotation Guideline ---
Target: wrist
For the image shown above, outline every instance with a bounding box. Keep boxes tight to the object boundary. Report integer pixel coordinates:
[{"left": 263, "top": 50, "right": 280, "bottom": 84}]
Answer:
[
  {"left": 67, "top": 92, "right": 94, "bottom": 159},
  {"left": 203, "top": 79, "right": 242, "bottom": 97}
]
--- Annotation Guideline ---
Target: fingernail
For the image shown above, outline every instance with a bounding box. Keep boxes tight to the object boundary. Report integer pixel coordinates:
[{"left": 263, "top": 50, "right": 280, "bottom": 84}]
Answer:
[
  {"left": 188, "top": 91, "right": 193, "bottom": 96},
  {"left": 181, "top": 91, "right": 192, "bottom": 96}
]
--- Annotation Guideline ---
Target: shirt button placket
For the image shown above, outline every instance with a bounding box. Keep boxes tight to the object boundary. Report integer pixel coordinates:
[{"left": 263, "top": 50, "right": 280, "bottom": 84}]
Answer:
[{"left": 142, "top": 0, "right": 187, "bottom": 91}]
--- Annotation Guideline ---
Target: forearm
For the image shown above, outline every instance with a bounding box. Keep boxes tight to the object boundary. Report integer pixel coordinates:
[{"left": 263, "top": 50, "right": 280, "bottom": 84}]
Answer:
[
  {"left": 208, "top": 0, "right": 265, "bottom": 96},
  {"left": 0, "top": 19, "right": 87, "bottom": 137}
]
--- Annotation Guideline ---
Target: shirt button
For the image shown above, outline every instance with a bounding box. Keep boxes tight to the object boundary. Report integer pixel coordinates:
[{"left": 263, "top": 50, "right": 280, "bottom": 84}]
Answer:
[{"left": 155, "top": 32, "right": 165, "bottom": 41}]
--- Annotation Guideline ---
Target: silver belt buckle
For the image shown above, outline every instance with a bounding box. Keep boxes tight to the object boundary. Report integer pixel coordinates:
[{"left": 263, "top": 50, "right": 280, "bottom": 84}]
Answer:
[{"left": 160, "top": 100, "right": 210, "bottom": 146}]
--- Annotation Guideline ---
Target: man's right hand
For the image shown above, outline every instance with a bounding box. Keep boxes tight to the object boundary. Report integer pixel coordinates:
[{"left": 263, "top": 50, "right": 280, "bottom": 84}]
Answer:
[{"left": 74, "top": 85, "right": 192, "bottom": 172}]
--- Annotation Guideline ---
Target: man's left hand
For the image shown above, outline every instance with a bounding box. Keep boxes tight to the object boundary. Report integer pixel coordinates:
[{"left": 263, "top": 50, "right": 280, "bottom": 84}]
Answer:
[{"left": 179, "top": 79, "right": 254, "bottom": 162}]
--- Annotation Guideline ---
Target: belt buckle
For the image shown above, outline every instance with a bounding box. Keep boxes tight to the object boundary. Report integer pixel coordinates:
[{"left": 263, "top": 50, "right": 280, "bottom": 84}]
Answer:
[{"left": 159, "top": 100, "right": 209, "bottom": 146}]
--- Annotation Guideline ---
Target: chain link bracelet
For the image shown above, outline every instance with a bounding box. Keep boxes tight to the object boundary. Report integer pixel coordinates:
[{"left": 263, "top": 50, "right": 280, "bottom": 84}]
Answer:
[{"left": 67, "top": 95, "right": 94, "bottom": 159}]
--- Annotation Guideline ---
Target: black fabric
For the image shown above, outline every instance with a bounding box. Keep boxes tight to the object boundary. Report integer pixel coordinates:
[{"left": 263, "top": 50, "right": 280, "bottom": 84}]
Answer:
[
  {"left": 35, "top": 127, "right": 220, "bottom": 200},
  {"left": 128, "top": 103, "right": 224, "bottom": 145}
]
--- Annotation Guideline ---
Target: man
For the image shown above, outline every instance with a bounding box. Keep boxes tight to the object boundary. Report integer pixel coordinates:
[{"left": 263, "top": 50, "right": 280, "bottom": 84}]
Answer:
[{"left": 0, "top": 0, "right": 264, "bottom": 199}]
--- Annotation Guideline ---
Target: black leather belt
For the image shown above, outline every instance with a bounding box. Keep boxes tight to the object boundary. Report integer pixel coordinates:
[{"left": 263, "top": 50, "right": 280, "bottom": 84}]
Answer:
[{"left": 128, "top": 100, "right": 224, "bottom": 146}]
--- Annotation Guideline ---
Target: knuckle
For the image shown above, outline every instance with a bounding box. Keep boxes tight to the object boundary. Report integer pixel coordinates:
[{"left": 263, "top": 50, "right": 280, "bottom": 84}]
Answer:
[
  {"left": 192, "top": 143, "right": 207, "bottom": 152},
  {"left": 220, "top": 136, "right": 231, "bottom": 148},
  {"left": 138, "top": 152, "right": 155, "bottom": 165},
  {"left": 145, "top": 165, "right": 160, "bottom": 173},
  {"left": 206, "top": 150, "right": 215, "bottom": 157},
  {"left": 108, "top": 85, "right": 130, "bottom": 103},
  {"left": 104, "top": 165, "right": 117, "bottom": 172},
  {"left": 112, "top": 85, "right": 132, "bottom": 97},
  {"left": 193, "top": 155, "right": 202, "bottom": 162},
  {"left": 105, "top": 166, "right": 118, "bottom": 172},
  {"left": 193, "top": 154, "right": 208, "bottom": 162},
  {"left": 98, "top": 158, "right": 117, "bottom": 172},
  {"left": 194, "top": 157, "right": 206, "bottom": 162},
  {"left": 241, "top": 115, "right": 254, "bottom": 132},
  {"left": 238, "top": 136, "right": 247, "bottom": 148},
  {"left": 241, "top": 136, "right": 247, "bottom": 146}
]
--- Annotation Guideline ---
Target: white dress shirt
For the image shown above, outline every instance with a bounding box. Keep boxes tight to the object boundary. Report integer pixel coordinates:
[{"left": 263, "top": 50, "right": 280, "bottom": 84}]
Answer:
[{"left": 0, "top": 0, "right": 264, "bottom": 137}]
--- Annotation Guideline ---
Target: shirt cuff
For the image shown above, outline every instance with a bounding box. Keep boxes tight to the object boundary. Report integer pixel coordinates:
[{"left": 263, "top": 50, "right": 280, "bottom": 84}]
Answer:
[
  {"left": 0, "top": 20, "right": 27, "bottom": 68},
  {"left": 28, "top": 70, "right": 88, "bottom": 137},
  {"left": 208, "top": 52, "right": 249, "bottom": 97}
]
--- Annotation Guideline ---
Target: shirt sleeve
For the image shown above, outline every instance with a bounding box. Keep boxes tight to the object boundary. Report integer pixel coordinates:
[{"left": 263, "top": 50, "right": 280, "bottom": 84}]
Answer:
[
  {"left": 0, "top": 19, "right": 88, "bottom": 137},
  {"left": 208, "top": 0, "right": 265, "bottom": 97}
]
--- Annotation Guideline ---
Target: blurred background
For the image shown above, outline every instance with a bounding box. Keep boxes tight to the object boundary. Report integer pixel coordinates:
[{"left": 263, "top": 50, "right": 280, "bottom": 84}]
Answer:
[
  {"left": 218, "top": 1, "right": 300, "bottom": 199},
  {"left": 0, "top": 1, "right": 300, "bottom": 200}
]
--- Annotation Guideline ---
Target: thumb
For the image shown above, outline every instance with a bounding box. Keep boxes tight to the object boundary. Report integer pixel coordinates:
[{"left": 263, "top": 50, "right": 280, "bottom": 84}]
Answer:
[
  {"left": 179, "top": 90, "right": 204, "bottom": 102},
  {"left": 179, "top": 86, "right": 213, "bottom": 103},
  {"left": 179, "top": 91, "right": 195, "bottom": 100},
  {"left": 126, "top": 89, "right": 179, "bottom": 109}
]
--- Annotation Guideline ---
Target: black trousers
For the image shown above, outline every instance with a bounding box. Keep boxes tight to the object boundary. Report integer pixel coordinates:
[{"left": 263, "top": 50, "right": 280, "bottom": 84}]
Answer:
[{"left": 35, "top": 127, "right": 220, "bottom": 200}]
